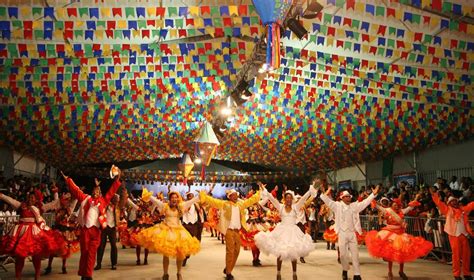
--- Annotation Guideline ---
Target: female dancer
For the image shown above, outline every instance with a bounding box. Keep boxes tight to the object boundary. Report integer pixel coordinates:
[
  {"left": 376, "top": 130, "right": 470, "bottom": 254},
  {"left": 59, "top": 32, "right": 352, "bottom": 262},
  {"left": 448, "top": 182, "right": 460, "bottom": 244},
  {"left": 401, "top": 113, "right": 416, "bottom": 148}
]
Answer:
[
  {"left": 44, "top": 192, "right": 79, "bottom": 274},
  {"left": 0, "top": 191, "right": 64, "bottom": 279},
  {"left": 365, "top": 195, "right": 433, "bottom": 280},
  {"left": 137, "top": 188, "right": 200, "bottom": 280},
  {"left": 254, "top": 183, "right": 316, "bottom": 280}
]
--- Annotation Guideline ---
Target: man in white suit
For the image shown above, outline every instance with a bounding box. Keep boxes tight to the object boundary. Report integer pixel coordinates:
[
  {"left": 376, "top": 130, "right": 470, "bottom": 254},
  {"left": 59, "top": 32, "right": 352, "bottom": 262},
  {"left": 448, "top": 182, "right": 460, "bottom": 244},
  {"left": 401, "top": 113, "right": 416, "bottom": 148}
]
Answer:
[{"left": 319, "top": 184, "right": 380, "bottom": 280}]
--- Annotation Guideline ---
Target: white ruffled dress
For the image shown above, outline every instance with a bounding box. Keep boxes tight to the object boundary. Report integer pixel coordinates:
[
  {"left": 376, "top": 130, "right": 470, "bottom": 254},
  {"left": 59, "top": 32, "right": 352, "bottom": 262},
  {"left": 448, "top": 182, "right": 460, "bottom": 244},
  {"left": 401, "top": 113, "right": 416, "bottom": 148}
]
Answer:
[{"left": 254, "top": 190, "right": 315, "bottom": 261}]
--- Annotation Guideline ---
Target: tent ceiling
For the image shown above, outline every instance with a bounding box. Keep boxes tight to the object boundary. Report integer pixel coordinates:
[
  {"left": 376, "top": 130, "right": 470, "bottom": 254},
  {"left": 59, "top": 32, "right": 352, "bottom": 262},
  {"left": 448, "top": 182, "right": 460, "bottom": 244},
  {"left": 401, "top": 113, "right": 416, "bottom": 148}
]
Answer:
[{"left": 0, "top": 0, "right": 473, "bottom": 174}]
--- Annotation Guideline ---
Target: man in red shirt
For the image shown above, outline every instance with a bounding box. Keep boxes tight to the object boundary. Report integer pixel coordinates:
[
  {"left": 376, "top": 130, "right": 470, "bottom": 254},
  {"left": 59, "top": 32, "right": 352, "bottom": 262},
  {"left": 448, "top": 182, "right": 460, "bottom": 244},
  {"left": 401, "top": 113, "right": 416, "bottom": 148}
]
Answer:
[
  {"left": 431, "top": 188, "right": 474, "bottom": 280},
  {"left": 62, "top": 171, "right": 122, "bottom": 280}
]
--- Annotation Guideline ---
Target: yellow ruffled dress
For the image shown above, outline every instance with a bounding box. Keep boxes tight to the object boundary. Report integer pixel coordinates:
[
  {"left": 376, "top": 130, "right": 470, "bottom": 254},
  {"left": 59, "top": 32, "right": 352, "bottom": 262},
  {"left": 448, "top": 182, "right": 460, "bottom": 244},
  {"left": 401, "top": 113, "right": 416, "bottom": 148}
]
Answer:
[{"left": 136, "top": 195, "right": 200, "bottom": 259}]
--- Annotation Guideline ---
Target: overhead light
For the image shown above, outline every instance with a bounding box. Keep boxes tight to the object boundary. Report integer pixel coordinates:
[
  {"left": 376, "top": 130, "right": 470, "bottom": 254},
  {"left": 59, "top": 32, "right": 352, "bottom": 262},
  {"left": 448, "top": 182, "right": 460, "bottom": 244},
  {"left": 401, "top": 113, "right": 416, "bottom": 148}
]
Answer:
[
  {"left": 287, "top": 18, "right": 308, "bottom": 39},
  {"left": 194, "top": 158, "right": 202, "bottom": 164},
  {"left": 220, "top": 96, "right": 233, "bottom": 116}
]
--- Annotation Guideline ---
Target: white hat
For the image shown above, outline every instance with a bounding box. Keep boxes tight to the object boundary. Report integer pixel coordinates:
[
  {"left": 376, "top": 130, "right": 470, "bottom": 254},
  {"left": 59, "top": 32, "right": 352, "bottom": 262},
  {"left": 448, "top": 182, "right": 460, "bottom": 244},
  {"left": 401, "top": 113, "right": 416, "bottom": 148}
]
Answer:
[
  {"left": 340, "top": 190, "right": 352, "bottom": 199},
  {"left": 284, "top": 190, "right": 296, "bottom": 198},
  {"left": 380, "top": 197, "right": 389, "bottom": 203},
  {"left": 295, "top": 194, "right": 302, "bottom": 200},
  {"left": 226, "top": 189, "right": 239, "bottom": 198},
  {"left": 185, "top": 191, "right": 196, "bottom": 196},
  {"left": 447, "top": 196, "right": 459, "bottom": 204}
]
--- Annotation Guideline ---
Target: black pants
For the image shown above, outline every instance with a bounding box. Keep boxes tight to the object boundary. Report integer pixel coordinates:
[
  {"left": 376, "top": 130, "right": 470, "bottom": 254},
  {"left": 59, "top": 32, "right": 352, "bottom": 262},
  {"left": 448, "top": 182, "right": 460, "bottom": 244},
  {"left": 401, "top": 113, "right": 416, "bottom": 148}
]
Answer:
[
  {"left": 96, "top": 226, "right": 117, "bottom": 266},
  {"left": 183, "top": 223, "right": 199, "bottom": 240}
]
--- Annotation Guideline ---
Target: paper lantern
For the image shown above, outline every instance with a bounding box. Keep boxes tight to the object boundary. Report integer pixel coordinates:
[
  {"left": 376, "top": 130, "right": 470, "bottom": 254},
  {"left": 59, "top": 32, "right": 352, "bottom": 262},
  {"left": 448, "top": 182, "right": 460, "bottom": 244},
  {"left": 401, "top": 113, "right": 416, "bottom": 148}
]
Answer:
[
  {"left": 195, "top": 122, "right": 220, "bottom": 166},
  {"left": 252, "top": 0, "right": 293, "bottom": 68},
  {"left": 178, "top": 153, "right": 194, "bottom": 184},
  {"left": 195, "top": 122, "right": 220, "bottom": 180}
]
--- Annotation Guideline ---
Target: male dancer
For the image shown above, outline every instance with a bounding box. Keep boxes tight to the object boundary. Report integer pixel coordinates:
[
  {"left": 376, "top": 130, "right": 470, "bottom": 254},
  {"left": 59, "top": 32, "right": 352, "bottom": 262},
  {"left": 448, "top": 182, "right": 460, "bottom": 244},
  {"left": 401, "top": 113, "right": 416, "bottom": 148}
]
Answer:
[
  {"left": 182, "top": 189, "right": 204, "bottom": 266},
  {"left": 95, "top": 194, "right": 121, "bottom": 270},
  {"left": 200, "top": 186, "right": 261, "bottom": 280},
  {"left": 62, "top": 170, "right": 122, "bottom": 280},
  {"left": 319, "top": 183, "right": 379, "bottom": 280},
  {"left": 431, "top": 188, "right": 474, "bottom": 280}
]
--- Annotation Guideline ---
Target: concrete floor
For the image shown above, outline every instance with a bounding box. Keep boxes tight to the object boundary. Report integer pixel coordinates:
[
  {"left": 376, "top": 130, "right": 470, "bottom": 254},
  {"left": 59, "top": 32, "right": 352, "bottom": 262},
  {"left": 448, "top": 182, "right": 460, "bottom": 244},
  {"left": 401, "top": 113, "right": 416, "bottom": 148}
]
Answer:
[{"left": 0, "top": 233, "right": 453, "bottom": 280}]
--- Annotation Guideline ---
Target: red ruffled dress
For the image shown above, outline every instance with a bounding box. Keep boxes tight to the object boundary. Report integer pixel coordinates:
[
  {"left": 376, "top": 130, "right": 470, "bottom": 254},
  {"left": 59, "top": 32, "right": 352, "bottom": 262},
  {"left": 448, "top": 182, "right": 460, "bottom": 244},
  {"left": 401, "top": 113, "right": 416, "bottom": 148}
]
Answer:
[
  {"left": 323, "top": 225, "right": 338, "bottom": 243},
  {"left": 53, "top": 205, "right": 80, "bottom": 258},
  {"left": 365, "top": 202, "right": 433, "bottom": 263},
  {"left": 0, "top": 198, "right": 64, "bottom": 258}
]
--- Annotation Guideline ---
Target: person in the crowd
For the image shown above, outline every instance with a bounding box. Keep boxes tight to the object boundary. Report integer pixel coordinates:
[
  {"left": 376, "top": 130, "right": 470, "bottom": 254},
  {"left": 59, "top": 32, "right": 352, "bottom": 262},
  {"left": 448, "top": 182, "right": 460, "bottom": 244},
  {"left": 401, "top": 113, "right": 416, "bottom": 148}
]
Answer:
[{"left": 95, "top": 194, "right": 121, "bottom": 271}]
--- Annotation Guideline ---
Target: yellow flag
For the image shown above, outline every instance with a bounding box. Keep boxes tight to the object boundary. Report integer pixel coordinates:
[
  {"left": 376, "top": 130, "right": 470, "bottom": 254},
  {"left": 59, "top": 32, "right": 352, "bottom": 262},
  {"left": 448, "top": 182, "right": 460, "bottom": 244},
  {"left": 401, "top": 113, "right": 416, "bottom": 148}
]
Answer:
[
  {"left": 189, "top": 6, "right": 199, "bottom": 16},
  {"left": 229, "top": 5, "right": 238, "bottom": 16},
  {"left": 101, "top": 8, "right": 111, "bottom": 18}
]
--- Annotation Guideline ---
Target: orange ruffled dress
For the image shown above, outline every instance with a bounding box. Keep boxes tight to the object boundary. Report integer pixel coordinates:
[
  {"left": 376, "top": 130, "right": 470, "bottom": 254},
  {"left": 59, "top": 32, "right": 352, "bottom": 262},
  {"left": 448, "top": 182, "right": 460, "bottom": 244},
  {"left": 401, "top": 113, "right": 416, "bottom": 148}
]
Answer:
[
  {"left": 137, "top": 196, "right": 200, "bottom": 259},
  {"left": 365, "top": 203, "right": 433, "bottom": 263}
]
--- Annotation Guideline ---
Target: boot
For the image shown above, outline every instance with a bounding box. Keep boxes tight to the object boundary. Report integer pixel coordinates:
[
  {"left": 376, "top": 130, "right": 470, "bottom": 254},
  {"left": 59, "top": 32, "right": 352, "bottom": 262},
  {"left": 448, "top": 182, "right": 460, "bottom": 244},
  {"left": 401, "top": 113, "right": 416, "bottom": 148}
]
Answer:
[
  {"left": 62, "top": 266, "right": 67, "bottom": 274},
  {"left": 327, "top": 242, "right": 330, "bottom": 250},
  {"left": 44, "top": 266, "right": 52, "bottom": 275},
  {"left": 399, "top": 271, "right": 408, "bottom": 280},
  {"left": 353, "top": 275, "right": 362, "bottom": 280},
  {"left": 94, "top": 264, "right": 101, "bottom": 271},
  {"left": 342, "top": 271, "right": 348, "bottom": 280},
  {"left": 299, "top": 257, "right": 306, "bottom": 263},
  {"left": 464, "top": 276, "right": 473, "bottom": 280},
  {"left": 162, "top": 274, "right": 169, "bottom": 280},
  {"left": 331, "top": 244, "right": 336, "bottom": 250}
]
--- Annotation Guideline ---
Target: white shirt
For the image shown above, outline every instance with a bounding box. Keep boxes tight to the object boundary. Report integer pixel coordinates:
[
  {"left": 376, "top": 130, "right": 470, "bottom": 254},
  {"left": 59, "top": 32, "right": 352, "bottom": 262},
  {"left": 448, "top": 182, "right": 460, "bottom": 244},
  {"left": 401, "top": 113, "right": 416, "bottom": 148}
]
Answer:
[
  {"left": 105, "top": 206, "right": 115, "bottom": 227},
  {"left": 455, "top": 220, "right": 468, "bottom": 237},
  {"left": 296, "top": 208, "right": 306, "bottom": 224},
  {"left": 127, "top": 198, "right": 138, "bottom": 222},
  {"left": 79, "top": 197, "right": 100, "bottom": 228},
  {"left": 308, "top": 209, "right": 316, "bottom": 221},
  {"left": 182, "top": 204, "right": 198, "bottom": 224},
  {"left": 340, "top": 204, "right": 355, "bottom": 232},
  {"left": 228, "top": 205, "right": 241, "bottom": 230},
  {"left": 450, "top": 181, "right": 460, "bottom": 191}
]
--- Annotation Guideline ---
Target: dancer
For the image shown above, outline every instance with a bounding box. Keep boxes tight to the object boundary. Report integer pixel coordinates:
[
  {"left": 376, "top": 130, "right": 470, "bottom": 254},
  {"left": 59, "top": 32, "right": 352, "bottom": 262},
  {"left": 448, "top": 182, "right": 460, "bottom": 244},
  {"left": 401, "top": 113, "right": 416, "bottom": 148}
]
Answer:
[
  {"left": 182, "top": 189, "right": 204, "bottom": 266},
  {"left": 95, "top": 194, "right": 121, "bottom": 271},
  {"left": 199, "top": 186, "right": 262, "bottom": 280},
  {"left": 0, "top": 190, "right": 64, "bottom": 280},
  {"left": 62, "top": 169, "right": 122, "bottom": 280},
  {"left": 295, "top": 194, "right": 314, "bottom": 263},
  {"left": 137, "top": 188, "right": 200, "bottom": 280},
  {"left": 120, "top": 192, "right": 155, "bottom": 265},
  {"left": 44, "top": 192, "right": 79, "bottom": 275},
  {"left": 240, "top": 190, "right": 271, "bottom": 267},
  {"left": 431, "top": 187, "right": 474, "bottom": 280},
  {"left": 254, "top": 183, "right": 315, "bottom": 280},
  {"left": 365, "top": 195, "right": 433, "bottom": 280},
  {"left": 319, "top": 183, "right": 380, "bottom": 280}
]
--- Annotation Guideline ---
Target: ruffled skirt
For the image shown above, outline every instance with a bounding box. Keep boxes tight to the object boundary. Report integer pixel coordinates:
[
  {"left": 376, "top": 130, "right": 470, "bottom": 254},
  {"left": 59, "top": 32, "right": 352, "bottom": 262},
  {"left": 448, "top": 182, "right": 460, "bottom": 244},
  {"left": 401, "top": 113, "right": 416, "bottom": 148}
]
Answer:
[
  {"left": 254, "top": 223, "right": 314, "bottom": 261},
  {"left": 365, "top": 229, "right": 433, "bottom": 263},
  {"left": 0, "top": 222, "right": 65, "bottom": 258},
  {"left": 137, "top": 223, "right": 200, "bottom": 259},
  {"left": 323, "top": 227, "right": 338, "bottom": 243}
]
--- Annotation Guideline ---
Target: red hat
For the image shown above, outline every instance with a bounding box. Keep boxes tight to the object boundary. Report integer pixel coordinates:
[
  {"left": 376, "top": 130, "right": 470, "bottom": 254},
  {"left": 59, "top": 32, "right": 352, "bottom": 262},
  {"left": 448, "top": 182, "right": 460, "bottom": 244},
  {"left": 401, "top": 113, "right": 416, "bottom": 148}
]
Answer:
[{"left": 392, "top": 198, "right": 402, "bottom": 207}]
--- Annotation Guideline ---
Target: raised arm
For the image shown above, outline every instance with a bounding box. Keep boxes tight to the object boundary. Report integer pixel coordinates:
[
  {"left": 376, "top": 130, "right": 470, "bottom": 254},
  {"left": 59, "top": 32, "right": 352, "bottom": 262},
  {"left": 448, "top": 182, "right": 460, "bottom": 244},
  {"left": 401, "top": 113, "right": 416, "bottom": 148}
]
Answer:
[
  {"left": 68, "top": 199, "right": 78, "bottom": 214},
  {"left": 240, "top": 191, "right": 261, "bottom": 209},
  {"left": 199, "top": 191, "right": 226, "bottom": 209},
  {"left": 182, "top": 195, "right": 200, "bottom": 211},
  {"left": 64, "top": 176, "right": 88, "bottom": 202},
  {"left": 402, "top": 195, "right": 422, "bottom": 215},
  {"left": 431, "top": 189, "right": 448, "bottom": 216},
  {"left": 355, "top": 185, "right": 379, "bottom": 213},
  {"left": 0, "top": 193, "right": 21, "bottom": 209},
  {"left": 320, "top": 189, "right": 338, "bottom": 212},
  {"left": 355, "top": 193, "right": 376, "bottom": 213},
  {"left": 103, "top": 179, "right": 122, "bottom": 205},
  {"left": 264, "top": 189, "right": 283, "bottom": 209},
  {"left": 148, "top": 196, "right": 165, "bottom": 212},
  {"left": 294, "top": 189, "right": 314, "bottom": 210},
  {"left": 42, "top": 191, "right": 60, "bottom": 212}
]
